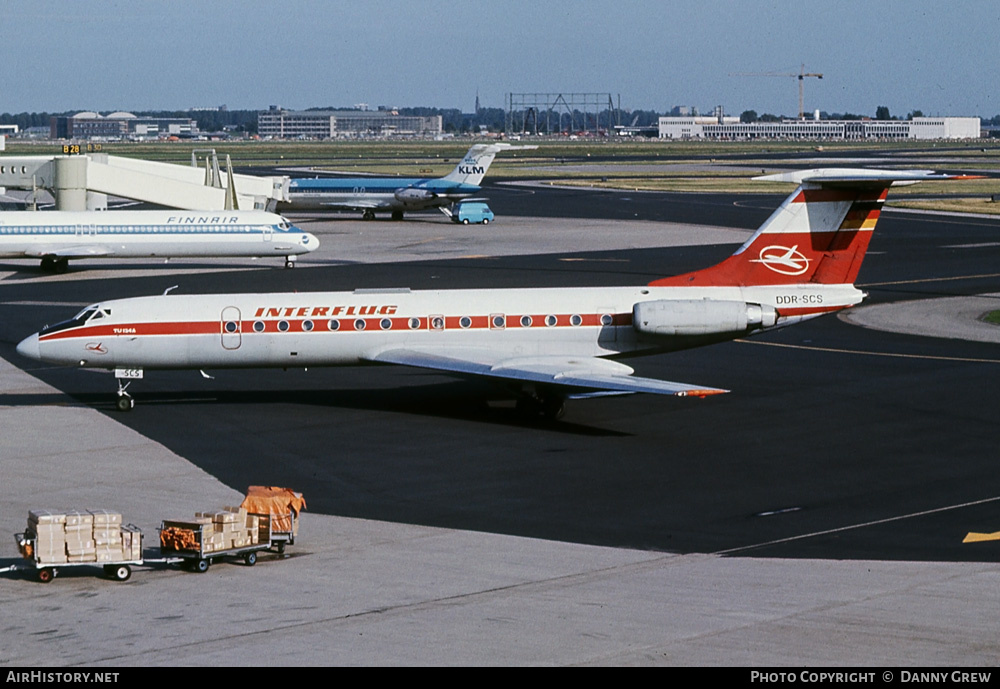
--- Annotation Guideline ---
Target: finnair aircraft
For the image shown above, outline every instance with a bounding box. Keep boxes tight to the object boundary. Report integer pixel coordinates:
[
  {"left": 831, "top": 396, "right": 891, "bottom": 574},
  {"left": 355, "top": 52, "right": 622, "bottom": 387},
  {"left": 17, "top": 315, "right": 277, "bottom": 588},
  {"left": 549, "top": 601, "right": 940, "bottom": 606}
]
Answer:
[
  {"left": 16, "top": 169, "right": 966, "bottom": 417},
  {"left": 0, "top": 210, "right": 318, "bottom": 272},
  {"left": 282, "top": 143, "right": 533, "bottom": 220}
]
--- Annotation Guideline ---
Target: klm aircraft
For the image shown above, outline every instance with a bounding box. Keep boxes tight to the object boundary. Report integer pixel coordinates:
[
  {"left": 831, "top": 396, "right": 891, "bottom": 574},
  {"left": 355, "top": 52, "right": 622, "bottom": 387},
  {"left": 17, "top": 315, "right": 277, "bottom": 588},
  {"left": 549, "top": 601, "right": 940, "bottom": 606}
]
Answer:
[{"left": 281, "top": 143, "right": 534, "bottom": 220}]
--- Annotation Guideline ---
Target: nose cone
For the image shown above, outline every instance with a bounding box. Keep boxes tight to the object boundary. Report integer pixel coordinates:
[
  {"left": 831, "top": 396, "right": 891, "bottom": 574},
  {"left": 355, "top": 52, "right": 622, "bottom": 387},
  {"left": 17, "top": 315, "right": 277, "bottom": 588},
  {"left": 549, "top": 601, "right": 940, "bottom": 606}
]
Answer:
[
  {"left": 302, "top": 231, "right": 320, "bottom": 253},
  {"left": 16, "top": 333, "right": 40, "bottom": 361}
]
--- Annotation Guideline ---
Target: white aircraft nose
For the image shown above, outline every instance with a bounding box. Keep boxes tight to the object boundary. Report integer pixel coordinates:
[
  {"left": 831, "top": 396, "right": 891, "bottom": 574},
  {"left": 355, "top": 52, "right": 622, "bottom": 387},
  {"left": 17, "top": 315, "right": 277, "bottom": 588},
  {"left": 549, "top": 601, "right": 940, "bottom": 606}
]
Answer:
[
  {"left": 16, "top": 333, "right": 40, "bottom": 361},
  {"left": 303, "top": 232, "right": 320, "bottom": 252}
]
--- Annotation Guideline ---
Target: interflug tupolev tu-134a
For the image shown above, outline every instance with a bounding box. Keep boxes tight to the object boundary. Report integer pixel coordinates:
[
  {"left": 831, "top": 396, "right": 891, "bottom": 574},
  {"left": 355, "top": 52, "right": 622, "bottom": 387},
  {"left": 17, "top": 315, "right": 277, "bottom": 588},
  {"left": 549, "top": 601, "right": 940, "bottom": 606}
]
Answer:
[{"left": 16, "top": 169, "right": 971, "bottom": 417}]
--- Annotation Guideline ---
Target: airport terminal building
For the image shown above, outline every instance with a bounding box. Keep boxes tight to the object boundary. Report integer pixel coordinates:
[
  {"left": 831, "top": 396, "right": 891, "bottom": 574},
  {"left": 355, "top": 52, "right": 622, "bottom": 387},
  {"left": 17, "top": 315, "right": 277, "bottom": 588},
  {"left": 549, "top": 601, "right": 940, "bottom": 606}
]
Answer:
[
  {"left": 658, "top": 116, "right": 981, "bottom": 140},
  {"left": 258, "top": 108, "right": 443, "bottom": 139}
]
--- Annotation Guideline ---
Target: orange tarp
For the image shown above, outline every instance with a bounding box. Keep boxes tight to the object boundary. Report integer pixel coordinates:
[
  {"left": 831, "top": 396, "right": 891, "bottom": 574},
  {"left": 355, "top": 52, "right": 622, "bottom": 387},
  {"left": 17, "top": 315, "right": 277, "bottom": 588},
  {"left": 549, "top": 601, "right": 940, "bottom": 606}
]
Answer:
[
  {"left": 240, "top": 486, "right": 306, "bottom": 533},
  {"left": 240, "top": 486, "right": 306, "bottom": 515},
  {"left": 160, "top": 526, "right": 198, "bottom": 551}
]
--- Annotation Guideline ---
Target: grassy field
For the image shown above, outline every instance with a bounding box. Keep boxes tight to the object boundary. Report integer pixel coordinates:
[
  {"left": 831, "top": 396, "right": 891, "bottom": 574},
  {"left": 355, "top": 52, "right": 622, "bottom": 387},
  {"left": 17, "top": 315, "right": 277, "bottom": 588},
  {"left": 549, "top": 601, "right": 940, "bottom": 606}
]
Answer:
[
  {"left": 982, "top": 310, "right": 1000, "bottom": 325},
  {"left": 5, "top": 137, "right": 999, "bottom": 213}
]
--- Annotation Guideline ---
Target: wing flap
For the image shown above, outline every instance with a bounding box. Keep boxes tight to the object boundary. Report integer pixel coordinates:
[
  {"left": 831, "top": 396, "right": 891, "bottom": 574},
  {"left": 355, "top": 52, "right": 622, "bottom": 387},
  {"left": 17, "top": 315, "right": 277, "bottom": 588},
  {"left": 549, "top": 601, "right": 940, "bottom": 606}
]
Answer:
[{"left": 367, "top": 348, "right": 728, "bottom": 398}]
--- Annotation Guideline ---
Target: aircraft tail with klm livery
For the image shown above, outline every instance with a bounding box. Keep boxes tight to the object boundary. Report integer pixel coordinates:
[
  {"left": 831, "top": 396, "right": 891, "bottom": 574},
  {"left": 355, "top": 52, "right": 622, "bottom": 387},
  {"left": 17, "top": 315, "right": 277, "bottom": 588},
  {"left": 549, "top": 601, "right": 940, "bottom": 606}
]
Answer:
[{"left": 441, "top": 143, "right": 537, "bottom": 186}]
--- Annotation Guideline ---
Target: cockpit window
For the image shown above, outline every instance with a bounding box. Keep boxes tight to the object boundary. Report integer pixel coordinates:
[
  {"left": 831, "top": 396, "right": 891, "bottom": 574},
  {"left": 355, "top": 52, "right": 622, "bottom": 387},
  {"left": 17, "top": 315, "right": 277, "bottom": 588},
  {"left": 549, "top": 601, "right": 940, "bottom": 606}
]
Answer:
[{"left": 40, "top": 305, "right": 105, "bottom": 335}]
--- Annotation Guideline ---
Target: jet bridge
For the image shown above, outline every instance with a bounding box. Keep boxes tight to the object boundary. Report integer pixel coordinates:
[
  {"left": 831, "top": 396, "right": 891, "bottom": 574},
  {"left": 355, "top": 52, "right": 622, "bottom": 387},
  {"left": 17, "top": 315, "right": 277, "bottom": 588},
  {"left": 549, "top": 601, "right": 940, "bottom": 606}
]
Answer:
[{"left": 0, "top": 150, "right": 288, "bottom": 211}]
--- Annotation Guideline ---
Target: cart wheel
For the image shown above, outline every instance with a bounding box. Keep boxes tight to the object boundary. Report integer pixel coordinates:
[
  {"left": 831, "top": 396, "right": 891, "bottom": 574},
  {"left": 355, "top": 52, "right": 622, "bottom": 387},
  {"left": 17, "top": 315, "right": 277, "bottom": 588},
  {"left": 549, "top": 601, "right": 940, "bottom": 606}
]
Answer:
[
  {"left": 244, "top": 552, "right": 257, "bottom": 566},
  {"left": 106, "top": 564, "right": 132, "bottom": 581},
  {"left": 37, "top": 567, "right": 55, "bottom": 583},
  {"left": 193, "top": 558, "right": 210, "bottom": 573}
]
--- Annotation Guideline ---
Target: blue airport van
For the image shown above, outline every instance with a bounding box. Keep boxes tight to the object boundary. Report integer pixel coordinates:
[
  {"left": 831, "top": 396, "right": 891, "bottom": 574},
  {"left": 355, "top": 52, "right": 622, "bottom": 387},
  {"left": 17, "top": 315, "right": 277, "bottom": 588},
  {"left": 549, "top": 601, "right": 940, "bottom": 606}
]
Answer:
[{"left": 453, "top": 201, "right": 494, "bottom": 225}]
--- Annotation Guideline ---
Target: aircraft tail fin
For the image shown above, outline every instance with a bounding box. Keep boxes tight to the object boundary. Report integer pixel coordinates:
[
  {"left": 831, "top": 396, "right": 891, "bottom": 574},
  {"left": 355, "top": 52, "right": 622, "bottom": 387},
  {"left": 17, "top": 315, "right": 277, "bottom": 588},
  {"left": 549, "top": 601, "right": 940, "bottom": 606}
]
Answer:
[
  {"left": 441, "top": 143, "right": 537, "bottom": 185},
  {"left": 650, "top": 168, "right": 975, "bottom": 288}
]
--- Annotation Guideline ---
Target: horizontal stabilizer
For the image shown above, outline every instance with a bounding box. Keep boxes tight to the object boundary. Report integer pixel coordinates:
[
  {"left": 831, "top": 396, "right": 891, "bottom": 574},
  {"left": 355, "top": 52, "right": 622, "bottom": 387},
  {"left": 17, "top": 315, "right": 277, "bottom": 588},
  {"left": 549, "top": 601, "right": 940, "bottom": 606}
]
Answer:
[
  {"left": 367, "top": 348, "right": 729, "bottom": 398},
  {"left": 754, "top": 168, "right": 982, "bottom": 186},
  {"left": 651, "top": 167, "right": 979, "bottom": 290}
]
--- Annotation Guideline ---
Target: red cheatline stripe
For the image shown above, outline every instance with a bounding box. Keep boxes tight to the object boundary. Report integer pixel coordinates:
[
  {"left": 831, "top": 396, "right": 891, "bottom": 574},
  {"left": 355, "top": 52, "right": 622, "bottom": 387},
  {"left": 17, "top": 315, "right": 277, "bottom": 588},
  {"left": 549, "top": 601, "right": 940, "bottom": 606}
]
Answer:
[
  {"left": 40, "top": 321, "right": 218, "bottom": 341},
  {"left": 40, "top": 313, "right": 634, "bottom": 339},
  {"left": 792, "top": 188, "right": 888, "bottom": 204}
]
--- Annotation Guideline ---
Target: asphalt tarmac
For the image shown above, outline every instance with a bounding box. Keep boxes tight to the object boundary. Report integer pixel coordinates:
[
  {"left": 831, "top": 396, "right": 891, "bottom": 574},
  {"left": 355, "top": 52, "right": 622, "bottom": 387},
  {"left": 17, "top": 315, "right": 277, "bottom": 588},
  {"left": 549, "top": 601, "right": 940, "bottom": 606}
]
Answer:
[{"left": 2, "top": 187, "right": 999, "bottom": 665}]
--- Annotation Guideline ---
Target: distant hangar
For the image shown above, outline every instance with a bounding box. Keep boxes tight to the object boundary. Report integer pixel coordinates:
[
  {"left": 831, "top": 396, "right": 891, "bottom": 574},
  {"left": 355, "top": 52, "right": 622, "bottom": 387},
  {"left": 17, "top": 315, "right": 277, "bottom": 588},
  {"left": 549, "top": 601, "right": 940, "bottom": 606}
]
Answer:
[{"left": 658, "top": 115, "right": 981, "bottom": 140}]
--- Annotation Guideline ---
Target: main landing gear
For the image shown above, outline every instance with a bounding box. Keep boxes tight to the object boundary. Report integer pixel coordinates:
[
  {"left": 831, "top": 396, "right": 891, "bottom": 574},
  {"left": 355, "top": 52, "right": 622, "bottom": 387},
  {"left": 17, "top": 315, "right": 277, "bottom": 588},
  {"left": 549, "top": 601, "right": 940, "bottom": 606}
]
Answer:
[
  {"left": 515, "top": 389, "right": 566, "bottom": 422},
  {"left": 391, "top": 210, "right": 404, "bottom": 221},
  {"left": 362, "top": 210, "right": 376, "bottom": 221},
  {"left": 40, "top": 256, "right": 69, "bottom": 274}
]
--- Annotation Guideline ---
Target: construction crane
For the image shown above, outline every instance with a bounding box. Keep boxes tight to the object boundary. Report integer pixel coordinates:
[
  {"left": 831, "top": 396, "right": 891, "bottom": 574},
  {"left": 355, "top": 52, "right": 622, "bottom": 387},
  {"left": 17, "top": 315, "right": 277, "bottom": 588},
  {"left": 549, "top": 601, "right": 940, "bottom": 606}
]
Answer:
[{"left": 730, "top": 64, "right": 823, "bottom": 119}]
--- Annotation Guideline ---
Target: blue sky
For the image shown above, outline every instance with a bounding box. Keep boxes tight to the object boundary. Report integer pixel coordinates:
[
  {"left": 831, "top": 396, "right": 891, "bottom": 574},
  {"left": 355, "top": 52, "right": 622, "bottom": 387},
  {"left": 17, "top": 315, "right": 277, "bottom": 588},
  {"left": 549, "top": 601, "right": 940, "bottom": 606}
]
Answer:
[{"left": 3, "top": 0, "right": 997, "bottom": 118}]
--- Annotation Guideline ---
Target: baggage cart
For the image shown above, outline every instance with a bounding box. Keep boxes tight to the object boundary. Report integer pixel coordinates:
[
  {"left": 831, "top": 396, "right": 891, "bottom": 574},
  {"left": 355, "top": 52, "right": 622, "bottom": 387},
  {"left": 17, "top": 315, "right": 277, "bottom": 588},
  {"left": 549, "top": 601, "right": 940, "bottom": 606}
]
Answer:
[
  {"left": 159, "top": 509, "right": 297, "bottom": 573},
  {"left": 14, "top": 524, "right": 143, "bottom": 583}
]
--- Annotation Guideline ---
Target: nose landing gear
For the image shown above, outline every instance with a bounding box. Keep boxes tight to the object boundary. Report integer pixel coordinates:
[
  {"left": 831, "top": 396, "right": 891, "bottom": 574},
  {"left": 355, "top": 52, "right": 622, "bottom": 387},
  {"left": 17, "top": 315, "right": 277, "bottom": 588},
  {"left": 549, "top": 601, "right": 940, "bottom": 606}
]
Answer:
[
  {"left": 116, "top": 380, "right": 135, "bottom": 412},
  {"left": 113, "top": 370, "right": 143, "bottom": 411}
]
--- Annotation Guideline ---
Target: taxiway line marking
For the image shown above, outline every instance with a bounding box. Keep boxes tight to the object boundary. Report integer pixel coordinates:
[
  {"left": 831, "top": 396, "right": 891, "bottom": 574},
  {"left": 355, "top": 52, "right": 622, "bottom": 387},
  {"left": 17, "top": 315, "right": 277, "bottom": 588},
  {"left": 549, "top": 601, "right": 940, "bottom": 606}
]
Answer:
[
  {"left": 718, "top": 495, "right": 1000, "bottom": 556},
  {"left": 394, "top": 236, "right": 447, "bottom": 249},
  {"left": 860, "top": 272, "right": 1000, "bottom": 288},
  {"left": 737, "top": 339, "right": 1000, "bottom": 365},
  {"left": 963, "top": 531, "right": 1000, "bottom": 543}
]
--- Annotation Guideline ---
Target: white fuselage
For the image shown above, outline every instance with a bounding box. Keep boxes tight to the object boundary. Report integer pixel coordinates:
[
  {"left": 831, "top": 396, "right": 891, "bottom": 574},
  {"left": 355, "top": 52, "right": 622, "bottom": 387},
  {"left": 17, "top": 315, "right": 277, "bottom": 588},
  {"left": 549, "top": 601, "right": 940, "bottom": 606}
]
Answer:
[
  {"left": 282, "top": 180, "right": 476, "bottom": 213},
  {"left": 21, "top": 282, "right": 864, "bottom": 371},
  {"left": 0, "top": 210, "right": 318, "bottom": 260}
]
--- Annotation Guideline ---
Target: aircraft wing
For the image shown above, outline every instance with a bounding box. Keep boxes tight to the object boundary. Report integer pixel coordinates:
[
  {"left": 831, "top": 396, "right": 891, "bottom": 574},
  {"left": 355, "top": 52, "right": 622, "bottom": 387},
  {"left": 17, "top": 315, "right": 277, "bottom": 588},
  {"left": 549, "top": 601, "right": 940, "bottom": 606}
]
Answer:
[
  {"left": 366, "top": 348, "right": 729, "bottom": 398},
  {"left": 23, "top": 245, "right": 114, "bottom": 258},
  {"left": 315, "top": 200, "right": 388, "bottom": 210}
]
